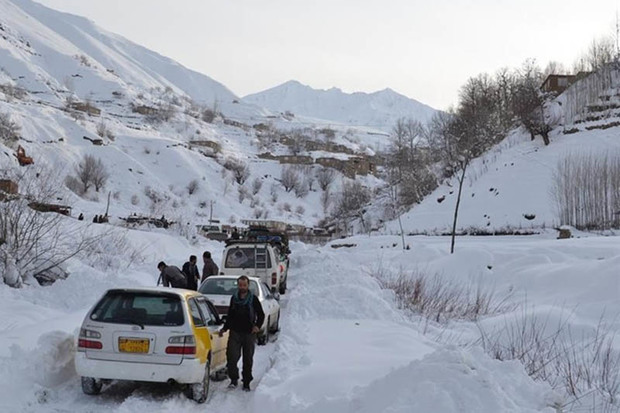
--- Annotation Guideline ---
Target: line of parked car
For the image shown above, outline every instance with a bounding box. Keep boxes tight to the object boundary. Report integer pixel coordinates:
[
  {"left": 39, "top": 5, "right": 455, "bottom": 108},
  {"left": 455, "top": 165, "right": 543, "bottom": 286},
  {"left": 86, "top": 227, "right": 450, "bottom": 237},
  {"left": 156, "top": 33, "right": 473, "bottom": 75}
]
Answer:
[{"left": 74, "top": 228, "right": 291, "bottom": 403}]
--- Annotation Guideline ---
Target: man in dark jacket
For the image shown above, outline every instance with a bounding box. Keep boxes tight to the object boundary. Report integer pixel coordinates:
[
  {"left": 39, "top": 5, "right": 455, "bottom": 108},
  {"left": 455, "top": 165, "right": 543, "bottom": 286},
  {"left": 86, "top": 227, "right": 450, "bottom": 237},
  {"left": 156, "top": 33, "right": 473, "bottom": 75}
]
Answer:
[
  {"left": 202, "top": 251, "right": 219, "bottom": 282},
  {"left": 157, "top": 261, "right": 187, "bottom": 288},
  {"left": 219, "top": 275, "right": 265, "bottom": 391},
  {"left": 182, "top": 255, "right": 200, "bottom": 290}
]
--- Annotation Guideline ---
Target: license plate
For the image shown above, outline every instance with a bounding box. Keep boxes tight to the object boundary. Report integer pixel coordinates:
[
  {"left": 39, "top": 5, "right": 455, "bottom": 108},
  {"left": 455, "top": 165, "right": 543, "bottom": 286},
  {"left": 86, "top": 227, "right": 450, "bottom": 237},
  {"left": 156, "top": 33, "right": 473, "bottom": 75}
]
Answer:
[{"left": 119, "top": 338, "right": 149, "bottom": 353}]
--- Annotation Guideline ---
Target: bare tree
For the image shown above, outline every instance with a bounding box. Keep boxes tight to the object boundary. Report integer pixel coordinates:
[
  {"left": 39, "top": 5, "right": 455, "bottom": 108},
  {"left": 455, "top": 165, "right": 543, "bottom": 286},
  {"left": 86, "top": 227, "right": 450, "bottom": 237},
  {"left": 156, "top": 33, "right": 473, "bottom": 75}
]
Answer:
[
  {"left": 316, "top": 167, "right": 336, "bottom": 191},
  {"left": 0, "top": 112, "right": 20, "bottom": 144},
  {"left": 512, "top": 60, "right": 550, "bottom": 145},
  {"left": 252, "top": 177, "right": 263, "bottom": 195},
  {"left": 552, "top": 151, "right": 620, "bottom": 230},
  {"left": 288, "top": 129, "right": 307, "bottom": 156},
  {"left": 428, "top": 107, "right": 489, "bottom": 254},
  {"left": 321, "top": 188, "right": 332, "bottom": 214},
  {"left": 280, "top": 165, "right": 301, "bottom": 192},
  {"left": 91, "top": 157, "right": 109, "bottom": 192},
  {"left": 0, "top": 167, "right": 107, "bottom": 287},
  {"left": 75, "top": 154, "right": 96, "bottom": 193},
  {"left": 332, "top": 181, "right": 371, "bottom": 233},
  {"left": 223, "top": 158, "right": 250, "bottom": 185}
]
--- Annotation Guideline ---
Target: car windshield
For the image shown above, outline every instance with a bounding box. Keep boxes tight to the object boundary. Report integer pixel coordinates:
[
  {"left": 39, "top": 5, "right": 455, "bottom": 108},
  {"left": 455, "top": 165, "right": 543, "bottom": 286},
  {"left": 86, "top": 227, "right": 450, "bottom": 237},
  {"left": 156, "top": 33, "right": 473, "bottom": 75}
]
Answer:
[
  {"left": 224, "top": 247, "right": 272, "bottom": 268},
  {"left": 199, "top": 278, "right": 259, "bottom": 296},
  {"left": 90, "top": 291, "right": 184, "bottom": 326}
]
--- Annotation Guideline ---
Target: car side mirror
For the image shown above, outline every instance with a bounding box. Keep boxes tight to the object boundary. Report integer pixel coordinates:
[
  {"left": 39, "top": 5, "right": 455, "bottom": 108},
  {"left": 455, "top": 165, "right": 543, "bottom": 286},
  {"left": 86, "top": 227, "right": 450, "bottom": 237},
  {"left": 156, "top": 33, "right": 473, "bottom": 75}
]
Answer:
[{"left": 273, "top": 292, "right": 281, "bottom": 301}]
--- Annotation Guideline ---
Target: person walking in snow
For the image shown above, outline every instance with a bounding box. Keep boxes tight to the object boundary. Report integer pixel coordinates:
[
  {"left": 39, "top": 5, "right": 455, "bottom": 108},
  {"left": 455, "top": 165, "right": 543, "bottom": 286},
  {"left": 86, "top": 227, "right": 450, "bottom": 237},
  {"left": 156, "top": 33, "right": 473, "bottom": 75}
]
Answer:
[
  {"left": 201, "top": 251, "right": 219, "bottom": 282},
  {"left": 182, "top": 255, "right": 200, "bottom": 290},
  {"left": 218, "top": 275, "right": 265, "bottom": 391},
  {"left": 157, "top": 261, "right": 187, "bottom": 288}
]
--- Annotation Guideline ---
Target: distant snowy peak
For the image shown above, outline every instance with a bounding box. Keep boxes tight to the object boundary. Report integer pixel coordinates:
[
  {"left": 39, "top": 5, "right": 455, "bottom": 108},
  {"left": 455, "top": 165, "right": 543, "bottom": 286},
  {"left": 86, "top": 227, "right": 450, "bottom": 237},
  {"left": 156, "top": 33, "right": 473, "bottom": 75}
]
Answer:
[{"left": 243, "top": 80, "right": 439, "bottom": 131}]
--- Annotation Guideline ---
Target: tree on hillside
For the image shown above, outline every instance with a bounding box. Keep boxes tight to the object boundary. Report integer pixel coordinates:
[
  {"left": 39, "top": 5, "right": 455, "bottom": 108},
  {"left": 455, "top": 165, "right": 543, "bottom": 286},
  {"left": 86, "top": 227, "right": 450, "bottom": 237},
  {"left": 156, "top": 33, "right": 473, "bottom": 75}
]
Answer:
[
  {"left": 0, "top": 112, "right": 21, "bottom": 144},
  {"left": 332, "top": 181, "right": 371, "bottom": 234},
  {"left": 74, "top": 154, "right": 109, "bottom": 193},
  {"left": 280, "top": 165, "right": 301, "bottom": 192},
  {"left": 511, "top": 61, "right": 551, "bottom": 145},
  {"left": 316, "top": 167, "right": 336, "bottom": 191},
  {"left": 428, "top": 108, "right": 489, "bottom": 254}
]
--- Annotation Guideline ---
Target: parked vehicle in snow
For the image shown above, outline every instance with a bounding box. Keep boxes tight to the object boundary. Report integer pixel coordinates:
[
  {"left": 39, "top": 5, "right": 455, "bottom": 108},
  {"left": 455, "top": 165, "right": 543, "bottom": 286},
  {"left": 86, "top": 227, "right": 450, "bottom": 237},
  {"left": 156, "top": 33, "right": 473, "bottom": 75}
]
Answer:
[
  {"left": 221, "top": 240, "right": 288, "bottom": 294},
  {"left": 75, "top": 287, "right": 228, "bottom": 403},
  {"left": 198, "top": 275, "right": 280, "bottom": 345}
]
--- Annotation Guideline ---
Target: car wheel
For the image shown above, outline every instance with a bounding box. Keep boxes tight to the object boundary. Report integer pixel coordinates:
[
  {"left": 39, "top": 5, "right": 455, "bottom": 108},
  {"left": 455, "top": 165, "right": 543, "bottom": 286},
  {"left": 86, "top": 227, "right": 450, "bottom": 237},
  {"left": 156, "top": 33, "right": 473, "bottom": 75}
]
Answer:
[
  {"left": 81, "top": 377, "right": 102, "bottom": 395},
  {"left": 270, "top": 310, "right": 280, "bottom": 333},
  {"left": 189, "top": 360, "right": 211, "bottom": 403},
  {"left": 257, "top": 318, "right": 270, "bottom": 345}
]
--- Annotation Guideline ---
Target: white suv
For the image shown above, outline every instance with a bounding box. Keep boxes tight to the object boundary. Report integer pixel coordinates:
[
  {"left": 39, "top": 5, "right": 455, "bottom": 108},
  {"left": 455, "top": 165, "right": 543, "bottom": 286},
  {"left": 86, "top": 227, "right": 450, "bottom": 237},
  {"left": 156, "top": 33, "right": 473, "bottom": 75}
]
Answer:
[
  {"left": 75, "top": 287, "right": 228, "bottom": 403},
  {"left": 221, "top": 241, "right": 288, "bottom": 294}
]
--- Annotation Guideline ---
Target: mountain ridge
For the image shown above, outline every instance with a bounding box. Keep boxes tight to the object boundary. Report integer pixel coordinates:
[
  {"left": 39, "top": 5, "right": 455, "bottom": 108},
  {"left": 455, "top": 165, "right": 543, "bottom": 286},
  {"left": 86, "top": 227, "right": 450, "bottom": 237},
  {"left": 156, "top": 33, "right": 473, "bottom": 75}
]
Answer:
[{"left": 243, "top": 79, "right": 438, "bottom": 131}]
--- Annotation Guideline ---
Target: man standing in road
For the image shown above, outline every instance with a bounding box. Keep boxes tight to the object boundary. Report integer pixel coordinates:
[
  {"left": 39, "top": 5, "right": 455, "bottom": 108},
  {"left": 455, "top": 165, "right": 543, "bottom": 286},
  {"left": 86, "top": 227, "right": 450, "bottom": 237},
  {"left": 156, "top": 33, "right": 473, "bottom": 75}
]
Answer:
[
  {"left": 202, "top": 251, "right": 219, "bottom": 282},
  {"left": 219, "top": 275, "right": 265, "bottom": 391},
  {"left": 182, "top": 255, "right": 200, "bottom": 290}
]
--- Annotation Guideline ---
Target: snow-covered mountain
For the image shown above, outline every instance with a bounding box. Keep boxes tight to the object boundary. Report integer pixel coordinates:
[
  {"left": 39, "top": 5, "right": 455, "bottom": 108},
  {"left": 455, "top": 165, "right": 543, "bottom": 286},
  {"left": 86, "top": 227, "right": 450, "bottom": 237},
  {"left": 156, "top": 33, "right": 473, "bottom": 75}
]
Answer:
[
  {"left": 0, "top": 0, "right": 274, "bottom": 119},
  {"left": 244, "top": 80, "right": 438, "bottom": 131},
  {"left": 0, "top": 0, "right": 386, "bottom": 233}
]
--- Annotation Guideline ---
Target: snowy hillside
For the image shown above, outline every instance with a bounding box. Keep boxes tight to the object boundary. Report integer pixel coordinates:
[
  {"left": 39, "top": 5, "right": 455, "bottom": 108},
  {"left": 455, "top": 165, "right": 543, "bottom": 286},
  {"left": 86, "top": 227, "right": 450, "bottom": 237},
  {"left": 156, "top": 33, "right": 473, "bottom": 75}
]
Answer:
[
  {"left": 0, "top": 0, "right": 261, "bottom": 118},
  {"left": 0, "top": 0, "right": 387, "bottom": 233},
  {"left": 244, "top": 80, "right": 438, "bottom": 131},
  {"left": 383, "top": 125, "right": 620, "bottom": 235}
]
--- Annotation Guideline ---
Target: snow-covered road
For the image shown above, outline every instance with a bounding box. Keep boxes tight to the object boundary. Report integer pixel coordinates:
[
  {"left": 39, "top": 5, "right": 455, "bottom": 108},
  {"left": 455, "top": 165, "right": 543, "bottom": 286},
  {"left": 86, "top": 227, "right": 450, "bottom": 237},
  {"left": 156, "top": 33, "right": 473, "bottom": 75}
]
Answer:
[{"left": 5, "top": 232, "right": 617, "bottom": 412}]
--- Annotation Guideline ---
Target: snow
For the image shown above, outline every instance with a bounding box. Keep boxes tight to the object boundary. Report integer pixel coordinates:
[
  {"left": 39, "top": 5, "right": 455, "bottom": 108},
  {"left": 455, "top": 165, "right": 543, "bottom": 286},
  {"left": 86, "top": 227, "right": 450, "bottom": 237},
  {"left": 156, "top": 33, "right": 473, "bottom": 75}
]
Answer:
[
  {"left": 2, "top": 232, "right": 584, "bottom": 412},
  {"left": 0, "top": 0, "right": 619, "bottom": 412},
  {"left": 243, "top": 80, "right": 438, "bottom": 132},
  {"left": 384, "top": 125, "right": 620, "bottom": 234}
]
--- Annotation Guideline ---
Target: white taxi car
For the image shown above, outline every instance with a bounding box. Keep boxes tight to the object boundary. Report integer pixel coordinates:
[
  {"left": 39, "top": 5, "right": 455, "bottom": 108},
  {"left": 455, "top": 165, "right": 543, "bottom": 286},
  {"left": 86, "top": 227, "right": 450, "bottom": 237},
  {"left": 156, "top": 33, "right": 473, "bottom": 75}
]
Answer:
[{"left": 75, "top": 287, "right": 228, "bottom": 403}]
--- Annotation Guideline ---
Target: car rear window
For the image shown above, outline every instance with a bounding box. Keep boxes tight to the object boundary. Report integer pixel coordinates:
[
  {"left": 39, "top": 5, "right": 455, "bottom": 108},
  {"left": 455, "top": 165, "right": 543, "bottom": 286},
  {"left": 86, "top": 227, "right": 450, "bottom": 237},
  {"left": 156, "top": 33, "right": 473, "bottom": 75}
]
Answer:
[
  {"left": 224, "top": 247, "right": 272, "bottom": 268},
  {"left": 199, "top": 278, "right": 259, "bottom": 296},
  {"left": 90, "top": 291, "right": 185, "bottom": 326}
]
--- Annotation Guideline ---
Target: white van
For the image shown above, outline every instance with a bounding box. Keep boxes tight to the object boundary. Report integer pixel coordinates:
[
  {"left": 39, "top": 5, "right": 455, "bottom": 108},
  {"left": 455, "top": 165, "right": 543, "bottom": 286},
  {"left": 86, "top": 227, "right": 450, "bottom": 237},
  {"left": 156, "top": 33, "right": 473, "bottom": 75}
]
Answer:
[{"left": 220, "top": 241, "right": 288, "bottom": 294}]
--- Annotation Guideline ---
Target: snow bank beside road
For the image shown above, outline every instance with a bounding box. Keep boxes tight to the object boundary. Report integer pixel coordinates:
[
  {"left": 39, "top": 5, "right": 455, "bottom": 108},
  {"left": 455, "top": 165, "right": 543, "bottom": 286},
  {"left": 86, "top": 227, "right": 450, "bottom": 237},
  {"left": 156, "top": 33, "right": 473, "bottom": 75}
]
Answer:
[{"left": 255, "top": 242, "right": 557, "bottom": 413}]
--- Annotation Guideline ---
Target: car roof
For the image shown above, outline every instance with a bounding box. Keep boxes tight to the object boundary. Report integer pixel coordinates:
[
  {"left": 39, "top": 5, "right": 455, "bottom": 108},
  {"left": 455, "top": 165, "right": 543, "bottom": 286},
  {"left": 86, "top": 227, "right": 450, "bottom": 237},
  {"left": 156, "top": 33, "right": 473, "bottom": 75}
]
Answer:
[
  {"left": 202, "top": 275, "right": 262, "bottom": 282},
  {"left": 104, "top": 286, "right": 205, "bottom": 299}
]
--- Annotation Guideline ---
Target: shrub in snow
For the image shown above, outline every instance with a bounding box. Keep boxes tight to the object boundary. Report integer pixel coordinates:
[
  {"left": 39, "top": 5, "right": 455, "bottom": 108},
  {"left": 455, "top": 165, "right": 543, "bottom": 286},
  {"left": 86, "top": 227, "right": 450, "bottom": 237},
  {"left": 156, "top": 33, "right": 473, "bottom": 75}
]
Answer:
[
  {"left": 270, "top": 183, "right": 279, "bottom": 203},
  {"left": 252, "top": 177, "right": 263, "bottom": 195},
  {"left": 477, "top": 312, "right": 620, "bottom": 410},
  {"left": 0, "top": 111, "right": 21, "bottom": 144},
  {"left": 187, "top": 179, "right": 199, "bottom": 195},
  {"left": 202, "top": 108, "right": 216, "bottom": 123},
  {"left": 294, "top": 180, "right": 309, "bottom": 198},
  {"left": 130, "top": 194, "right": 140, "bottom": 205},
  {"left": 0, "top": 83, "right": 27, "bottom": 101},
  {"left": 370, "top": 265, "right": 514, "bottom": 323},
  {"left": 223, "top": 157, "right": 250, "bottom": 185},
  {"left": 283, "top": 202, "right": 292, "bottom": 212},
  {"left": 238, "top": 185, "right": 249, "bottom": 203},
  {"left": 296, "top": 205, "right": 305, "bottom": 215}
]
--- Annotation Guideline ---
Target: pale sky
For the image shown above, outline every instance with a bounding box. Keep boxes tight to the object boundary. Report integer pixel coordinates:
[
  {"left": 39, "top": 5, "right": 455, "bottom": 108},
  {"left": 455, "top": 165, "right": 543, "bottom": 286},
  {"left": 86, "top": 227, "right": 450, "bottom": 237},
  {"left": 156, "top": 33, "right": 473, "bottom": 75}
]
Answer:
[{"left": 36, "top": 0, "right": 619, "bottom": 110}]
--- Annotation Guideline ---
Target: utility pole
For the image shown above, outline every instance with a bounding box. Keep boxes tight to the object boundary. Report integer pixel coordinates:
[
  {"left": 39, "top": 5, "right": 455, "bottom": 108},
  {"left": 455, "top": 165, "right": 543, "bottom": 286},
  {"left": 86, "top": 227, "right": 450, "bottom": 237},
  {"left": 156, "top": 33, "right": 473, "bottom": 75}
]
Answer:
[{"left": 209, "top": 200, "right": 215, "bottom": 223}]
